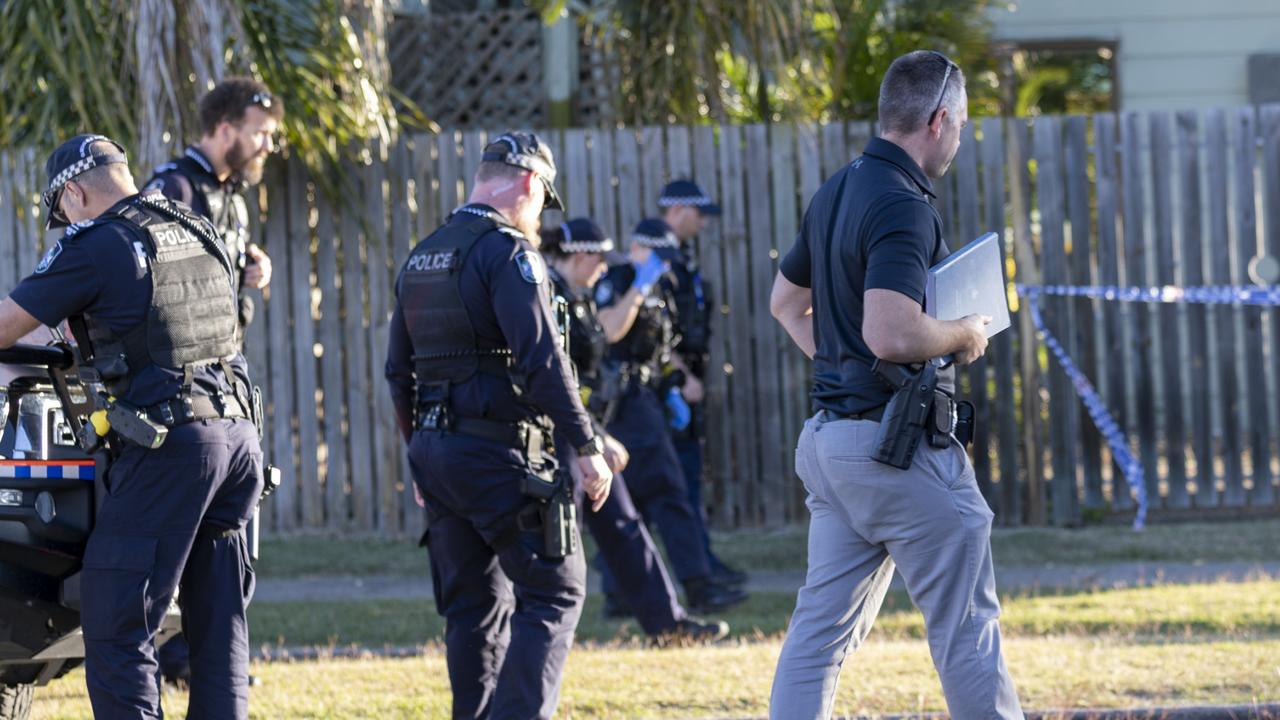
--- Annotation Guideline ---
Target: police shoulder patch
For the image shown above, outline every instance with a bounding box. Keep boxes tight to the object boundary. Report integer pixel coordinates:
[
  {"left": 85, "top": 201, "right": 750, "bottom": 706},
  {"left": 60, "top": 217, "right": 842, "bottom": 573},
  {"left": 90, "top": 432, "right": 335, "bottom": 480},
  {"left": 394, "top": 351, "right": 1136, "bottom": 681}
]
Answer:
[
  {"left": 34, "top": 241, "right": 63, "bottom": 274},
  {"left": 516, "top": 251, "right": 546, "bottom": 284},
  {"left": 594, "top": 279, "right": 613, "bottom": 305}
]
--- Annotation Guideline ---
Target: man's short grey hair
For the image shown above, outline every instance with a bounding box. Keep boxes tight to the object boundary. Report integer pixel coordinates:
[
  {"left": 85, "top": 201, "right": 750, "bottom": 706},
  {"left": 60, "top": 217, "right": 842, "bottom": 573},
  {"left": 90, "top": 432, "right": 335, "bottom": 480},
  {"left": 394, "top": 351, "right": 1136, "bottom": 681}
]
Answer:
[
  {"left": 877, "top": 50, "right": 966, "bottom": 135},
  {"left": 73, "top": 141, "right": 133, "bottom": 193}
]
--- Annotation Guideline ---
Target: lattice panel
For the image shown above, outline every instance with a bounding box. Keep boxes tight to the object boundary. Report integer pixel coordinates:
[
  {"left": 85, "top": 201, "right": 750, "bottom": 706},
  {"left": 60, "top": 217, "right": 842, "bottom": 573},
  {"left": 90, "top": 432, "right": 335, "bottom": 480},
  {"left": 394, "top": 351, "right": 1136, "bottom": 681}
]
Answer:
[{"left": 390, "top": 9, "right": 545, "bottom": 128}]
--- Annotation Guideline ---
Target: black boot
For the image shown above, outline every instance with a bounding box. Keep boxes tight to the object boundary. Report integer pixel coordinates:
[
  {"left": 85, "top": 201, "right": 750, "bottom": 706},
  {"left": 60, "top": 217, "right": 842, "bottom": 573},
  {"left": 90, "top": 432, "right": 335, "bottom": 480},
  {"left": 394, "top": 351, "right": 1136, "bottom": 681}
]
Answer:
[
  {"left": 602, "top": 592, "right": 631, "bottom": 619},
  {"left": 684, "top": 577, "right": 748, "bottom": 613},
  {"left": 653, "top": 616, "right": 730, "bottom": 646},
  {"left": 710, "top": 559, "right": 749, "bottom": 588}
]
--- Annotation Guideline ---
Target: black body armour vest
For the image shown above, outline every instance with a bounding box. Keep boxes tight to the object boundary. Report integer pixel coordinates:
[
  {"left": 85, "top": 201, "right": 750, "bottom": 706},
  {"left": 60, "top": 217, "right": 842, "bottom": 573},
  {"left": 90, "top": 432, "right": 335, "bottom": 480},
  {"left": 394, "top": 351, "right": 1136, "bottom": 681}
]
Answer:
[
  {"left": 159, "top": 153, "right": 250, "bottom": 273},
  {"left": 399, "top": 210, "right": 515, "bottom": 404},
  {"left": 551, "top": 271, "right": 607, "bottom": 383},
  {"left": 607, "top": 265, "right": 678, "bottom": 370},
  {"left": 73, "top": 195, "right": 240, "bottom": 396}
]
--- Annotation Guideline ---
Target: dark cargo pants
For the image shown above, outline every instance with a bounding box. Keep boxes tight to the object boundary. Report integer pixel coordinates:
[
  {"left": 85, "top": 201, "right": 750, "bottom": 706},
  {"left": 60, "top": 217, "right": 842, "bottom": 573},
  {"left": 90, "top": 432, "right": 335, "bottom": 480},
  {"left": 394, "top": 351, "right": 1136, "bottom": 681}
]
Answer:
[
  {"left": 81, "top": 418, "right": 263, "bottom": 720},
  {"left": 410, "top": 430, "right": 585, "bottom": 720}
]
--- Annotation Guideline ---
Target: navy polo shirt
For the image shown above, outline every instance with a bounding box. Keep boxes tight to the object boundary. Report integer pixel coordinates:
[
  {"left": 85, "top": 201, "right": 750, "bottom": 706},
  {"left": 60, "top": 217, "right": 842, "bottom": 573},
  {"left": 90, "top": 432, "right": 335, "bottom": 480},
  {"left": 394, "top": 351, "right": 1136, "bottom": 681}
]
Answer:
[{"left": 779, "top": 137, "right": 953, "bottom": 416}]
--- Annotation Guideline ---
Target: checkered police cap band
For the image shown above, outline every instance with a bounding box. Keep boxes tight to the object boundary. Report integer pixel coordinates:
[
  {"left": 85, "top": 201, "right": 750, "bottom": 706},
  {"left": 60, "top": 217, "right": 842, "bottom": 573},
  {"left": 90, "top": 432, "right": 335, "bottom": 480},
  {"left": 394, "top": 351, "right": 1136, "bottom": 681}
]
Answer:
[
  {"left": 47, "top": 135, "right": 127, "bottom": 193},
  {"left": 632, "top": 229, "right": 679, "bottom": 249},
  {"left": 559, "top": 222, "right": 615, "bottom": 254},
  {"left": 657, "top": 193, "right": 716, "bottom": 208},
  {"left": 482, "top": 134, "right": 557, "bottom": 184}
]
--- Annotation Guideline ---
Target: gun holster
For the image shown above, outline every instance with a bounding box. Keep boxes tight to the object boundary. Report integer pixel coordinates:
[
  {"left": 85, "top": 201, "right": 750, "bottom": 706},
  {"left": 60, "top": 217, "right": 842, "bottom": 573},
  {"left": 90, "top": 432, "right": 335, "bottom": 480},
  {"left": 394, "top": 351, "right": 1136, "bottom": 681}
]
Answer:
[
  {"left": 518, "top": 467, "right": 578, "bottom": 560},
  {"left": 871, "top": 359, "right": 937, "bottom": 470}
]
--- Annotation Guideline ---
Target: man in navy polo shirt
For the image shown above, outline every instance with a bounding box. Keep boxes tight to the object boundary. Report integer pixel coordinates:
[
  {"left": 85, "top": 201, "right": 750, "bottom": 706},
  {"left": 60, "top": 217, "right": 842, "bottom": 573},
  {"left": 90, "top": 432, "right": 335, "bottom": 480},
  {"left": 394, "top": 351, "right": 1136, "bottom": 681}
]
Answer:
[{"left": 768, "top": 51, "right": 1021, "bottom": 719}]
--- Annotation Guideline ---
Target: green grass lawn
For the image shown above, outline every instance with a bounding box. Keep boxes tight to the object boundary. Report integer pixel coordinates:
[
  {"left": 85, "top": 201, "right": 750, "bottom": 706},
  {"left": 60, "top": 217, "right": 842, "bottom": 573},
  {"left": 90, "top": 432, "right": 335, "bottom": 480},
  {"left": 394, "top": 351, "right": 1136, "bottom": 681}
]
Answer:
[
  {"left": 247, "top": 580, "right": 1280, "bottom": 648},
  {"left": 255, "top": 519, "right": 1280, "bottom": 578},
  {"left": 31, "top": 636, "right": 1280, "bottom": 719}
]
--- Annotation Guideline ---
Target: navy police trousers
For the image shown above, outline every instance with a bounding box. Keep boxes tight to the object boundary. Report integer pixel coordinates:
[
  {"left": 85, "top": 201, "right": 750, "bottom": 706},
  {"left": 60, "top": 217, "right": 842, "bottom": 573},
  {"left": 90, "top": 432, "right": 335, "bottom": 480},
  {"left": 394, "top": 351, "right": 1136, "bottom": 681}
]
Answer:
[
  {"left": 568, "top": 449, "right": 686, "bottom": 636},
  {"left": 81, "top": 418, "right": 263, "bottom": 720},
  {"left": 604, "top": 384, "right": 711, "bottom": 587},
  {"left": 410, "top": 429, "right": 585, "bottom": 720}
]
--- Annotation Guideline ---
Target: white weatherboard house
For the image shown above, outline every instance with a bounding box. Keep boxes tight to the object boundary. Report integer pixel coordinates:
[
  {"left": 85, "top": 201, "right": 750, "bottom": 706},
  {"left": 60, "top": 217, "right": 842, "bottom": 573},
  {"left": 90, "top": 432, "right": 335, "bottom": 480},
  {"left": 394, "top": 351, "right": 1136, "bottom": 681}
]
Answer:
[{"left": 989, "top": 0, "right": 1280, "bottom": 111}]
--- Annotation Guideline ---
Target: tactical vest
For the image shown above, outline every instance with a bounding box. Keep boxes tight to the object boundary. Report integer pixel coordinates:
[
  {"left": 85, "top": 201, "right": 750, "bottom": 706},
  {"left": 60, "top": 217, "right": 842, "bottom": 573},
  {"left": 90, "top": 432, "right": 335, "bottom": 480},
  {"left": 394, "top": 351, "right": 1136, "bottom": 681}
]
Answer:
[
  {"left": 670, "top": 255, "right": 711, "bottom": 360},
  {"left": 550, "top": 270, "right": 606, "bottom": 382},
  {"left": 399, "top": 209, "right": 516, "bottom": 404},
  {"left": 71, "top": 195, "right": 240, "bottom": 397},
  {"left": 155, "top": 151, "right": 250, "bottom": 272},
  {"left": 607, "top": 264, "right": 678, "bottom": 370}
]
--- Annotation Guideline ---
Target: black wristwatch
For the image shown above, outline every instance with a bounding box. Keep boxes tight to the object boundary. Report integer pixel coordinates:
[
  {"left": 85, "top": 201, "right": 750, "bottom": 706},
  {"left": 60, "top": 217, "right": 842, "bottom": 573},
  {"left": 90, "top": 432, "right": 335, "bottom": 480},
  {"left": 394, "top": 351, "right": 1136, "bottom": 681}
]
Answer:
[{"left": 576, "top": 435, "right": 604, "bottom": 457}]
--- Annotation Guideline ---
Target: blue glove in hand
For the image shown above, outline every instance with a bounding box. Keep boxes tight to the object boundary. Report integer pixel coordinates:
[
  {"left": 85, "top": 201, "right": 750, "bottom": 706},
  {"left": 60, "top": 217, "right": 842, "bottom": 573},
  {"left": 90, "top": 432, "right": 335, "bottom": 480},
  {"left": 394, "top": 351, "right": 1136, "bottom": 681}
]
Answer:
[
  {"left": 632, "top": 253, "right": 667, "bottom": 296},
  {"left": 665, "top": 386, "right": 691, "bottom": 431}
]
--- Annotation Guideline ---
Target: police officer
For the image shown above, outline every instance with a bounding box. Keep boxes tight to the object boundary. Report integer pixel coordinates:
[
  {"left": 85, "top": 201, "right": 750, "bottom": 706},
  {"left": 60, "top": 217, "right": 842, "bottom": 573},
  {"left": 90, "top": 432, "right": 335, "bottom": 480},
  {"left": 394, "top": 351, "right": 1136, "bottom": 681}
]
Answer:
[
  {"left": 541, "top": 218, "right": 728, "bottom": 643},
  {"left": 0, "top": 135, "right": 264, "bottom": 718},
  {"left": 143, "top": 76, "right": 280, "bottom": 687},
  {"left": 145, "top": 77, "right": 281, "bottom": 330},
  {"left": 656, "top": 179, "right": 747, "bottom": 588},
  {"left": 768, "top": 51, "right": 1021, "bottom": 718},
  {"left": 593, "top": 218, "right": 746, "bottom": 613},
  {"left": 385, "top": 132, "right": 612, "bottom": 719}
]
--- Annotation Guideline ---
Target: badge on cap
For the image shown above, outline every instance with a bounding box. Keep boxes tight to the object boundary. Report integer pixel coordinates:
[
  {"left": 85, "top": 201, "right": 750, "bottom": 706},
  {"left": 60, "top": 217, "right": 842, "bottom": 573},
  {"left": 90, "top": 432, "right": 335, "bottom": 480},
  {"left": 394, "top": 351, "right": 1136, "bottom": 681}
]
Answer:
[
  {"left": 34, "top": 241, "right": 63, "bottom": 274},
  {"left": 516, "top": 251, "right": 546, "bottom": 284}
]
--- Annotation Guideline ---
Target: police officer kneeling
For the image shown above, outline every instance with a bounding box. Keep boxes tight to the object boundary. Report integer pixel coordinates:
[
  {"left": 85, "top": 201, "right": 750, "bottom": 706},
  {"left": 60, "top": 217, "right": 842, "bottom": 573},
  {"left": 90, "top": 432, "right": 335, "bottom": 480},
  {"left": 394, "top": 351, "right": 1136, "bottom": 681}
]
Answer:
[
  {"left": 385, "top": 132, "right": 611, "bottom": 720},
  {"left": 0, "top": 135, "right": 264, "bottom": 719}
]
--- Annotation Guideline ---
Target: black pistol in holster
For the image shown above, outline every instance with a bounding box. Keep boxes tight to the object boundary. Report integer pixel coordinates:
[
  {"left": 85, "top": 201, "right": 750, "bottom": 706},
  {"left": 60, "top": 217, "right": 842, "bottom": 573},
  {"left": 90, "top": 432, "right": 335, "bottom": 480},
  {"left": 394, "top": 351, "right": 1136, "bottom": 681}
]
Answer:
[
  {"left": 870, "top": 359, "right": 937, "bottom": 470},
  {"left": 871, "top": 359, "right": 978, "bottom": 470},
  {"left": 519, "top": 466, "right": 578, "bottom": 560}
]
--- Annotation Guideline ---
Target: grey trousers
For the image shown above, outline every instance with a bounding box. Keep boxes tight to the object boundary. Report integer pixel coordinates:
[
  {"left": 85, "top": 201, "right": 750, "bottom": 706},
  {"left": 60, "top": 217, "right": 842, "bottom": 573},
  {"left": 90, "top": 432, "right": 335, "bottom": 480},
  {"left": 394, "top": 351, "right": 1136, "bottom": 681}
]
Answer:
[{"left": 770, "top": 412, "right": 1022, "bottom": 720}]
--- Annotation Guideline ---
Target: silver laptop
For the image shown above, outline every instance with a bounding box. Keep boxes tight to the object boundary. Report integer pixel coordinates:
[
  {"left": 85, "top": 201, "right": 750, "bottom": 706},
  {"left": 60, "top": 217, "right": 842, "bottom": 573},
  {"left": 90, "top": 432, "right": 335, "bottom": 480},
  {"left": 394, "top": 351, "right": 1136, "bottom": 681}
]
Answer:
[{"left": 925, "top": 232, "right": 1011, "bottom": 338}]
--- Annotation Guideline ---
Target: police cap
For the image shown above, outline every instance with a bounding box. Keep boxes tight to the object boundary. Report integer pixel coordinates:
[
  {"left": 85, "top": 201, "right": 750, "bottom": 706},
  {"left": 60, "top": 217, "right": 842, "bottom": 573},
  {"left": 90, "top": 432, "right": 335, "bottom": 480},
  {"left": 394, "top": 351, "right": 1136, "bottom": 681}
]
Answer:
[
  {"left": 482, "top": 131, "right": 564, "bottom": 212},
  {"left": 631, "top": 218, "right": 679, "bottom": 250},
  {"left": 543, "top": 217, "right": 614, "bottom": 255},
  {"left": 657, "top": 179, "right": 721, "bottom": 216},
  {"left": 42, "top": 134, "right": 129, "bottom": 230}
]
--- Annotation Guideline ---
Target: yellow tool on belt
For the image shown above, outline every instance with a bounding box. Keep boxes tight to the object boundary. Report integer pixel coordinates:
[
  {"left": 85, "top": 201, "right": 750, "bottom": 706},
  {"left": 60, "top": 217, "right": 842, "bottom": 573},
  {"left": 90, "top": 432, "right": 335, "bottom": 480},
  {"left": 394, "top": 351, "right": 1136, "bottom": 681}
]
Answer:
[{"left": 77, "top": 394, "right": 168, "bottom": 451}]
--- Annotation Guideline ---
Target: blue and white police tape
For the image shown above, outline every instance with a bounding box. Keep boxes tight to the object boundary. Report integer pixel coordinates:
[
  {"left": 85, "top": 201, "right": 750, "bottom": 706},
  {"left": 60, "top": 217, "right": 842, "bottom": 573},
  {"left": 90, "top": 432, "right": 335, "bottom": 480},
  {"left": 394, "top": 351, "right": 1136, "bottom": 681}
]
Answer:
[
  {"left": 1022, "top": 283, "right": 1280, "bottom": 307},
  {"left": 1015, "top": 285, "right": 1148, "bottom": 529}
]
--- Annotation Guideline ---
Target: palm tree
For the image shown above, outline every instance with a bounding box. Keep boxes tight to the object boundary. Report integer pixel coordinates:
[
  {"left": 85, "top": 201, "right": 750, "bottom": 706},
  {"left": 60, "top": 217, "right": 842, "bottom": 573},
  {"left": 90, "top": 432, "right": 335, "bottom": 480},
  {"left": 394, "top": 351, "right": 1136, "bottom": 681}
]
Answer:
[
  {"left": 0, "top": 0, "right": 400, "bottom": 197},
  {"left": 534, "top": 0, "right": 997, "bottom": 125}
]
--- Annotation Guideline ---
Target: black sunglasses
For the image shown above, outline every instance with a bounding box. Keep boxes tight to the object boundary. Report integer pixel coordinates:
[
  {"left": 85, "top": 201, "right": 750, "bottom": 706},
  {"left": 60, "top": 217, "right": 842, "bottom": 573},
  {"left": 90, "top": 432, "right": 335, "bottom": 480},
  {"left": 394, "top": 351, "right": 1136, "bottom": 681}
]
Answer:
[
  {"left": 41, "top": 183, "right": 70, "bottom": 227},
  {"left": 927, "top": 51, "right": 959, "bottom": 126}
]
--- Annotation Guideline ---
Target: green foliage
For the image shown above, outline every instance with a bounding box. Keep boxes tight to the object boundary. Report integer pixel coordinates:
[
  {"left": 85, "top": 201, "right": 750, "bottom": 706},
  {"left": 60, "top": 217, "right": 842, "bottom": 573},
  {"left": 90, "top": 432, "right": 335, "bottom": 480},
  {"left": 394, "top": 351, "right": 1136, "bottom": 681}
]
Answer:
[
  {"left": 0, "top": 0, "right": 135, "bottom": 150},
  {"left": 534, "top": 0, "right": 1000, "bottom": 125},
  {"left": 1012, "top": 47, "right": 1114, "bottom": 116},
  {"left": 0, "top": 0, "right": 399, "bottom": 200}
]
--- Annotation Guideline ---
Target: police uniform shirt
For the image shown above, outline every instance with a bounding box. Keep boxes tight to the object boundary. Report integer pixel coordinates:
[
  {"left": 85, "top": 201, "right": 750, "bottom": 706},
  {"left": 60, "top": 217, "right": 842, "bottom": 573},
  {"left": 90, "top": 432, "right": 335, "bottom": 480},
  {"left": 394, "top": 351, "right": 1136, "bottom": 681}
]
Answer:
[
  {"left": 385, "top": 205, "right": 594, "bottom": 448},
  {"left": 9, "top": 197, "right": 250, "bottom": 408},
  {"left": 778, "top": 137, "right": 954, "bottom": 416},
  {"left": 593, "top": 263, "right": 677, "bottom": 365}
]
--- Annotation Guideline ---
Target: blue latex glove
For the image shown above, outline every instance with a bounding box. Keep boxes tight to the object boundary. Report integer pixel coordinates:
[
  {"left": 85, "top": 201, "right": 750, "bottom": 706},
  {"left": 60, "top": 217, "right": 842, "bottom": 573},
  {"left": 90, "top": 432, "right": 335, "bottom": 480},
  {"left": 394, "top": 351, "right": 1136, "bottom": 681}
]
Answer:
[
  {"left": 665, "top": 386, "right": 691, "bottom": 431},
  {"left": 632, "top": 253, "right": 667, "bottom": 296}
]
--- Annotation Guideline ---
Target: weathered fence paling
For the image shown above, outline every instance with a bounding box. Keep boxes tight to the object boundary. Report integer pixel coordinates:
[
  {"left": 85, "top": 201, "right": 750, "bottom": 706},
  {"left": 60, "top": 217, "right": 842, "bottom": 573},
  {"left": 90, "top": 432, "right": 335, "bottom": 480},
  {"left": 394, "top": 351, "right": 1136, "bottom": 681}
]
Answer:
[{"left": 4, "top": 105, "right": 1280, "bottom": 536}]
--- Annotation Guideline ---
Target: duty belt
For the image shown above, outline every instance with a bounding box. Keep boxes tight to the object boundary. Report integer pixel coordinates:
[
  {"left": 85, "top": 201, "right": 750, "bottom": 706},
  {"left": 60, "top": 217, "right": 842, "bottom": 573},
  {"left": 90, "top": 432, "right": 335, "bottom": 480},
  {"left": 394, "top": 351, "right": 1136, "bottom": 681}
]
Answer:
[
  {"left": 145, "top": 393, "right": 247, "bottom": 427},
  {"left": 822, "top": 405, "right": 886, "bottom": 423}
]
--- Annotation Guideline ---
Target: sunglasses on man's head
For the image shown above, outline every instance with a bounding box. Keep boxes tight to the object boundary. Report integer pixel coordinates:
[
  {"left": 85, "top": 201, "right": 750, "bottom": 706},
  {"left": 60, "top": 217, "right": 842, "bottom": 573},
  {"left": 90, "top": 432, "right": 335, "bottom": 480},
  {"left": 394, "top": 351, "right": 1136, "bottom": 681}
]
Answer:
[{"left": 927, "top": 52, "right": 959, "bottom": 126}]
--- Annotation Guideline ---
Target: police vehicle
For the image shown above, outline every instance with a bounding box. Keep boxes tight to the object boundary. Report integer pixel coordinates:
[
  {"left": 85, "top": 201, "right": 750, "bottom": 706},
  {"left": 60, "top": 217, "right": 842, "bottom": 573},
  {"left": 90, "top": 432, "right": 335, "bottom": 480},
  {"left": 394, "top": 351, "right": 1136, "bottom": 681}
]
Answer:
[{"left": 0, "top": 331, "right": 181, "bottom": 719}]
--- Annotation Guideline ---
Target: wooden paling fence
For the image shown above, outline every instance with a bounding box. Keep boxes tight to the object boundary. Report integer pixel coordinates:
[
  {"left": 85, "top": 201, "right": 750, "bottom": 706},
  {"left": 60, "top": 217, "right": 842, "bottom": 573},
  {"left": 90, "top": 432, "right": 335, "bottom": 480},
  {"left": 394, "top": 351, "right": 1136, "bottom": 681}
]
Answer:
[{"left": 2, "top": 105, "right": 1280, "bottom": 536}]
